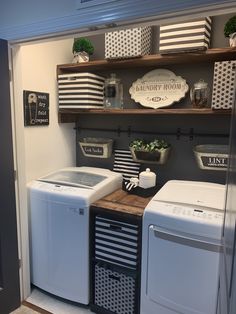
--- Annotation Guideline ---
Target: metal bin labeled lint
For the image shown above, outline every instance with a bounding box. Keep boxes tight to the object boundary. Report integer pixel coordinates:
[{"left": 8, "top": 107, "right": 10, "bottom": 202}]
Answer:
[{"left": 193, "top": 144, "right": 229, "bottom": 171}]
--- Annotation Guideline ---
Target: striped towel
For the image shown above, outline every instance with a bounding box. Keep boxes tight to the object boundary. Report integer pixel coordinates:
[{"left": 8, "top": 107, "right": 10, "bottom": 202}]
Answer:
[{"left": 113, "top": 149, "right": 140, "bottom": 181}]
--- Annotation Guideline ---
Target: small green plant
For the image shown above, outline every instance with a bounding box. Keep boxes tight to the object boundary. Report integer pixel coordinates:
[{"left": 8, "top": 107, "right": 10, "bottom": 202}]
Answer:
[
  {"left": 130, "top": 139, "right": 170, "bottom": 152},
  {"left": 224, "top": 16, "right": 236, "bottom": 37},
  {"left": 72, "top": 38, "right": 94, "bottom": 55}
]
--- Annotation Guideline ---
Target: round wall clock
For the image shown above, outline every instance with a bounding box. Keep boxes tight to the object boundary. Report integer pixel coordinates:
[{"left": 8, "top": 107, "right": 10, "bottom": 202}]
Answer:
[{"left": 129, "top": 69, "right": 189, "bottom": 109}]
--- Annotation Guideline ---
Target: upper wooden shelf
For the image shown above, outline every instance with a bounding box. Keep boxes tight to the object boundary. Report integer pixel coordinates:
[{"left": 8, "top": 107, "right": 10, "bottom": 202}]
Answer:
[
  {"left": 57, "top": 47, "right": 236, "bottom": 74},
  {"left": 58, "top": 108, "right": 231, "bottom": 122}
]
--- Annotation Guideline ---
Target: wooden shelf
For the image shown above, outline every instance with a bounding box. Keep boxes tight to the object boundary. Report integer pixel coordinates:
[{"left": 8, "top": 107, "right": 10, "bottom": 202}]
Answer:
[
  {"left": 57, "top": 47, "right": 234, "bottom": 122},
  {"left": 57, "top": 47, "right": 236, "bottom": 74},
  {"left": 58, "top": 108, "right": 231, "bottom": 122}
]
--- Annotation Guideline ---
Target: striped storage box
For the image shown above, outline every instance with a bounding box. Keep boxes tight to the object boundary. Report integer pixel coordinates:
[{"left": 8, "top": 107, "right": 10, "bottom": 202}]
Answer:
[
  {"left": 105, "top": 27, "right": 152, "bottom": 59},
  {"left": 58, "top": 72, "right": 105, "bottom": 109},
  {"left": 159, "top": 17, "right": 211, "bottom": 54},
  {"left": 211, "top": 60, "right": 236, "bottom": 110},
  {"left": 113, "top": 149, "right": 140, "bottom": 181},
  {"left": 94, "top": 215, "right": 139, "bottom": 269}
]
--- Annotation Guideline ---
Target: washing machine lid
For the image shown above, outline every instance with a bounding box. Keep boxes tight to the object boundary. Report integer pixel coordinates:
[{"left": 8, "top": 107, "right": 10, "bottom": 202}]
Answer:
[
  {"left": 39, "top": 169, "right": 107, "bottom": 188},
  {"left": 30, "top": 167, "right": 122, "bottom": 207},
  {"left": 151, "top": 180, "right": 226, "bottom": 211}
]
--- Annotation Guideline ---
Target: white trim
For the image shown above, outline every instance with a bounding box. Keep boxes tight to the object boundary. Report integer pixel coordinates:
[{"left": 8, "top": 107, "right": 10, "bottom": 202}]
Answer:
[{"left": 10, "top": 45, "right": 31, "bottom": 300}]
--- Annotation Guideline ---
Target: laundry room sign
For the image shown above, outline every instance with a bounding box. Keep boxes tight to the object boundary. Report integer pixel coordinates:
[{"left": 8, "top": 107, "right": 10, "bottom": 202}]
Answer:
[{"left": 23, "top": 90, "right": 49, "bottom": 126}]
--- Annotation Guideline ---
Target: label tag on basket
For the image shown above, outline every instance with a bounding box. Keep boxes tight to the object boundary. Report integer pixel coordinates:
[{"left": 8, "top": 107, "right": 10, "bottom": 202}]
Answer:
[
  {"left": 201, "top": 156, "right": 228, "bottom": 169},
  {"left": 82, "top": 146, "right": 104, "bottom": 156}
]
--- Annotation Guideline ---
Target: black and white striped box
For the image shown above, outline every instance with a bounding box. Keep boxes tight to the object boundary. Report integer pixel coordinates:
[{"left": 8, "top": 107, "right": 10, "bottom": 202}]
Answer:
[
  {"left": 58, "top": 72, "right": 105, "bottom": 109},
  {"left": 105, "top": 27, "right": 152, "bottom": 59},
  {"left": 159, "top": 17, "right": 211, "bottom": 54},
  {"left": 211, "top": 60, "right": 236, "bottom": 110}
]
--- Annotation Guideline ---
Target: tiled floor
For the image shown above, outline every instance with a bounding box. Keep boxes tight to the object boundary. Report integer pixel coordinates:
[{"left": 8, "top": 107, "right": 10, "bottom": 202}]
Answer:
[
  {"left": 25, "top": 288, "right": 92, "bottom": 314},
  {"left": 11, "top": 305, "right": 40, "bottom": 314}
]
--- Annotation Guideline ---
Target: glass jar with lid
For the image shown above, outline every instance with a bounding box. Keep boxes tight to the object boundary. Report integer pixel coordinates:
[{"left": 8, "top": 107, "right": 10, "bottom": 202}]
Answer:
[
  {"left": 190, "top": 79, "right": 210, "bottom": 108},
  {"left": 104, "top": 73, "right": 123, "bottom": 109}
]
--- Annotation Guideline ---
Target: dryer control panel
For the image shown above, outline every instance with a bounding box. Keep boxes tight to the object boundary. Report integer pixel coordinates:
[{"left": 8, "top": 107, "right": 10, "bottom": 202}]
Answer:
[
  {"left": 171, "top": 204, "right": 223, "bottom": 221},
  {"left": 144, "top": 200, "right": 224, "bottom": 240}
]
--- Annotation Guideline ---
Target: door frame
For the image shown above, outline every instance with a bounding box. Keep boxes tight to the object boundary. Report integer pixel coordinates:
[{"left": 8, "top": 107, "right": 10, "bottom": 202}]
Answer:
[
  {"left": 9, "top": 4, "right": 236, "bottom": 302},
  {"left": 9, "top": 44, "right": 31, "bottom": 300}
]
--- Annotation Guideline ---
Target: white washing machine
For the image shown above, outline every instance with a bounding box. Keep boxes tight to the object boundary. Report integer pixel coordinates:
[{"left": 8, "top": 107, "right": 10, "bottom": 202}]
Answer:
[
  {"left": 141, "top": 180, "right": 226, "bottom": 314},
  {"left": 28, "top": 167, "right": 122, "bottom": 305}
]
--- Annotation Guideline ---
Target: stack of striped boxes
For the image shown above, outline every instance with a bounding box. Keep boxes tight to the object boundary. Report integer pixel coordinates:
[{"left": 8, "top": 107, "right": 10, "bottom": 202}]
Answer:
[
  {"left": 159, "top": 17, "right": 211, "bottom": 54},
  {"left": 58, "top": 72, "right": 105, "bottom": 109}
]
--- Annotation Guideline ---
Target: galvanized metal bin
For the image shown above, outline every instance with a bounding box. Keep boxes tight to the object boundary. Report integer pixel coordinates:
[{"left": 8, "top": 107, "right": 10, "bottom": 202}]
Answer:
[
  {"left": 130, "top": 147, "right": 171, "bottom": 164},
  {"left": 79, "top": 138, "right": 113, "bottom": 158},
  {"left": 193, "top": 144, "right": 228, "bottom": 171}
]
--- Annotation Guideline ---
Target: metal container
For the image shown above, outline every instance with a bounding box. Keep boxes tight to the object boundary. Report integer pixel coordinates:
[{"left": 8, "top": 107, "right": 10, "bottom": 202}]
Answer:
[
  {"left": 130, "top": 147, "right": 171, "bottom": 164},
  {"left": 193, "top": 144, "right": 228, "bottom": 171},
  {"left": 79, "top": 138, "right": 113, "bottom": 158}
]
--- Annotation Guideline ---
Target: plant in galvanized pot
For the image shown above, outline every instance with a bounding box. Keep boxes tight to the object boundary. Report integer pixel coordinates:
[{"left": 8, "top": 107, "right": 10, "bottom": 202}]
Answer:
[
  {"left": 129, "top": 139, "right": 171, "bottom": 164},
  {"left": 72, "top": 38, "right": 94, "bottom": 63},
  {"left": 224, "top": 16, "right": 236, "bottom": 47}
]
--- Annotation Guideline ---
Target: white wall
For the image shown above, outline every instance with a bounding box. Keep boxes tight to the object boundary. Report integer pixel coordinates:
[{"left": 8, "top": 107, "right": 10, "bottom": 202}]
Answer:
[
  {"left": 12, "top": 37, "right": 76, "bottom": 298},
  {"left": 20, "top": 38, "right": 76, "bottom": 182}
]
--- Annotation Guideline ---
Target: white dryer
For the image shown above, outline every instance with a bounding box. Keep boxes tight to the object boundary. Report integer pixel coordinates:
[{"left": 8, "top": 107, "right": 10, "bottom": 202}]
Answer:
[
  {"left": 28, "top": 167, "right": 122, "bottom": 305},
  {"left": 141, "top": 180, "right": 226, "bottom": 314}
]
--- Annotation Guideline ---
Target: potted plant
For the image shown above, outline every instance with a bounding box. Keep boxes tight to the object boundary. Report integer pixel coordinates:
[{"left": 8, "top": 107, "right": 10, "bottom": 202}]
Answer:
[
  {"left": 129, "top": 138, "right": 171, "bottom": 164},
  {"left": 224, "top": 16, "right": 236, "bottom": 47},
  {"left": 72, "top": 38, "right": 94, "bottom": 63}
]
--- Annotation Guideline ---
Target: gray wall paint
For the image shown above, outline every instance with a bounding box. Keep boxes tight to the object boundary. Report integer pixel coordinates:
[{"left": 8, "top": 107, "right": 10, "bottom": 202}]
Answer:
[{"left": 76, "top": 14, "right": 233, "bottom": 186}]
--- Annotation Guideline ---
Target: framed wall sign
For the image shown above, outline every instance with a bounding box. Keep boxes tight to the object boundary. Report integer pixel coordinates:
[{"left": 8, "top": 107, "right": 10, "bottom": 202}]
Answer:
[
  {"left": 129, "top": 69, "right": 189, "bottom": 109},
  {"left": 23, "top": 90, "right": 49, "bottom": 126}
]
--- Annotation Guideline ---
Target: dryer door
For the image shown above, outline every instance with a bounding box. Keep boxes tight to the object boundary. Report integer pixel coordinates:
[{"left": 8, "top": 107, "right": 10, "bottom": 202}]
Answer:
[{"left": 146, "top": 225, "right": 220, "bottom": 314}]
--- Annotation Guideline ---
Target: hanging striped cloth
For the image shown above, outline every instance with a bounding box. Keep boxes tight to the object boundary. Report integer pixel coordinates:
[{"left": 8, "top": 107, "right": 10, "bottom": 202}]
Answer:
[{"left": 113, "top": 149, "right": 140, "bottom": 181}]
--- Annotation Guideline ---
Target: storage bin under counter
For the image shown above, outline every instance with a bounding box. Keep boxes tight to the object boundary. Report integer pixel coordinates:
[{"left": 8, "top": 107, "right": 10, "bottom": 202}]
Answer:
[{"left": 90, "top": 190, "right": 151, "bottom": 314}]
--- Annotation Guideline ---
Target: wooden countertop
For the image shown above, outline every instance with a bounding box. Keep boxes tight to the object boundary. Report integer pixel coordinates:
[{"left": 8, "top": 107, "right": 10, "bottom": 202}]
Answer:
[{"left": 91, "top": 189, "right": 152, "bottom": 217}]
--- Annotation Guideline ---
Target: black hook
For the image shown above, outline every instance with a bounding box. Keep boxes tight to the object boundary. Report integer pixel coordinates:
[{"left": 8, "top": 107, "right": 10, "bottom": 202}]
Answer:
[
  {"left": 117, "top": 126, "right": 121, "bottom": 137},
  {"left": 128, "top": 126, "right": 132, "bottom": 137},
  {"left": 189, "top": 128, "right": 194, "bottom": 141},
  {"left": 176, "top": 128, "right": 181, "bottom": 140}
]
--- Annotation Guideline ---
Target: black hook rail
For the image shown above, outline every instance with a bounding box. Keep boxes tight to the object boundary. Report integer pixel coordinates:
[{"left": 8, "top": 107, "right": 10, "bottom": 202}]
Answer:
[{"left": 75, "top": 126, "right": 229, "bottom": 140}]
